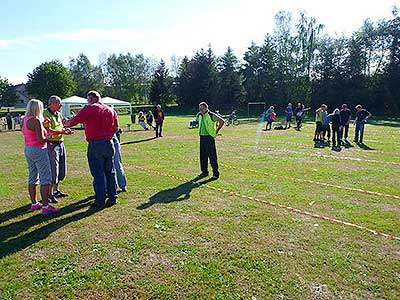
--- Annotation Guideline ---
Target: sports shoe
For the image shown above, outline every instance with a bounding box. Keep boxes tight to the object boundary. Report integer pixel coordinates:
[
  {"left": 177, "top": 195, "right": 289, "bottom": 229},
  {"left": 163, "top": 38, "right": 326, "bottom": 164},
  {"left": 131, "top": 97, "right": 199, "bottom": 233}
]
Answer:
[
  {"left": 41, "top": 205, "right": 60, "bottom": 214},
  {"left": 31, "top": 203, "right": 42, "bottom": 211},
  {"left": 48, "top": 195, "right": 58, "bottom": 204},
  {"left": 211, "top": 175, "right": 219, "bottom": 180},
  {"left": 53, "top": 190, "right": 69, "bottom": 198}
]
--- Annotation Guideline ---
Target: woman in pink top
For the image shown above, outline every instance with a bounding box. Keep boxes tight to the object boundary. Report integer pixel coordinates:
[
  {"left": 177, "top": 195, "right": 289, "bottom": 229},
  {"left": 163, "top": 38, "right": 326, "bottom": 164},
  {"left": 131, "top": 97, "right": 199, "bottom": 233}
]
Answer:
[{"left": 22, "top": 99, "right": 60, "bottom": 214}]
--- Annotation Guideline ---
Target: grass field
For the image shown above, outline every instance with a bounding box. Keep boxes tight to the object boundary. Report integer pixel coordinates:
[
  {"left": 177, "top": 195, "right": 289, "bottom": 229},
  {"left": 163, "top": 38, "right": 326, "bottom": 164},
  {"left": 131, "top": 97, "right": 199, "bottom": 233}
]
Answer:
[{"left": 0, "top": 115, "right": 399, "bottom": 300}]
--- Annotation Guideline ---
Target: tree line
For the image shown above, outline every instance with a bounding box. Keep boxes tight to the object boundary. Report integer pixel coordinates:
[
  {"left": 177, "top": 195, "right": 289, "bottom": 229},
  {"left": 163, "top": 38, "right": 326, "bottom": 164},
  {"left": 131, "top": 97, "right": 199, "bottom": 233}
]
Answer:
[{"left": 1, "top": 8, "right": 399, "bottom": 116}]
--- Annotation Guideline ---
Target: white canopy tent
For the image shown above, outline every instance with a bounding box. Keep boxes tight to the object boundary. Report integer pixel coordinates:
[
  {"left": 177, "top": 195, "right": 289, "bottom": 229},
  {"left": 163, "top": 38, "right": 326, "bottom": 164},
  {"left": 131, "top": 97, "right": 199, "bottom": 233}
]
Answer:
[{"left": 61, "top": 95, "right": 132, "bottom": 118}]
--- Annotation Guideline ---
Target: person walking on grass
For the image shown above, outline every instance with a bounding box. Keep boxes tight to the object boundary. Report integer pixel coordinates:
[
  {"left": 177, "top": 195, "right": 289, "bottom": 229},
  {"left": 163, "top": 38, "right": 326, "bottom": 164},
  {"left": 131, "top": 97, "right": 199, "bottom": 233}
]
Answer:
[
  {"left": 198, "top": 101, "right": 224, "bottom": 180},
  {"left": 22, "top": 99, "right": 60, "bottom": 214},
  {"left": 64, "top": 91, "right": 119, "bottom": 209},
  {"left": 329, "top": 109, "right": 342, "bottom": 149},
  {"left": 43, "top": 95, "right": 74, "bottom": 204},
  {"left": 153, "top": 104, "right": 165, "bottom": 138},
  {"left": 353, "top": 104, "right": 372, "bottom": 144},
  {"left": 339, "top": 104, "right": 352, "bottom": 144}
]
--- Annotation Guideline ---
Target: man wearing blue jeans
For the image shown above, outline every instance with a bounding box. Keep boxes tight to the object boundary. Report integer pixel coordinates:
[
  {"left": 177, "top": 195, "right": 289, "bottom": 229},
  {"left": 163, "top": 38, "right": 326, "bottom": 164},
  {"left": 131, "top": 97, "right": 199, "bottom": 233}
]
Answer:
[
  {"left": 65, "top": 91, "right": 119, "bottom": 209},
  {"left": 353, "top": 104, "right": 372, "bottom": 144}
]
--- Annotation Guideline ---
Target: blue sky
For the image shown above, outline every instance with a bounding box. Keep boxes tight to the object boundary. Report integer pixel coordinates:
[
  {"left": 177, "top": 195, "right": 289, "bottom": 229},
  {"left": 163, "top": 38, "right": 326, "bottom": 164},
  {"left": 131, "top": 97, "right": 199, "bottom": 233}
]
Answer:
[{"left": 1, "top": 0, "right": 399, "bottom": 84}]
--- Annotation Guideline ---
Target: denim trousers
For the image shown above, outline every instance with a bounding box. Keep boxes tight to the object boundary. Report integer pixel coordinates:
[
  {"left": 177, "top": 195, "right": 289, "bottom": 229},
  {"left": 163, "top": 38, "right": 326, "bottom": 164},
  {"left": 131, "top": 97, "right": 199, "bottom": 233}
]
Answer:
[
  {"left": 87, "top": 139, "right": 117, "bottom": 206},
  {"left": 355, "top": 121, "right": 365, "bottom": 142},
  {"left": 113, "top": 136, "right": 127, "bottom": 189}
]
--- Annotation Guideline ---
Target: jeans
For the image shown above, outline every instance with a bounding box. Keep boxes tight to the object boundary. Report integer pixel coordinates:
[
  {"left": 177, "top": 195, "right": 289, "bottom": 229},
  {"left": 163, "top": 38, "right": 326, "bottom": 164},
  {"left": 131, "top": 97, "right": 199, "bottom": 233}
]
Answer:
[
  {"left": 355, "top": 121, "right": 365, "bottom": 142},
  {"left": 200, "top": 135, "right": 219, "bottom": 177},
  {"left": 113, "top": 136, "right": 127, "bottom": 189},
  {"left": 47, "top": 141, "right": 67, "bottom": 184},
  {"left": 87, "top": 139, "right": 117, "bottom": 206},
  {"left": 340, "top": 124, "right": 349, "bottom": 140},
  {"left": 155, "top": 120, "right": 163, "bottom": 137}
]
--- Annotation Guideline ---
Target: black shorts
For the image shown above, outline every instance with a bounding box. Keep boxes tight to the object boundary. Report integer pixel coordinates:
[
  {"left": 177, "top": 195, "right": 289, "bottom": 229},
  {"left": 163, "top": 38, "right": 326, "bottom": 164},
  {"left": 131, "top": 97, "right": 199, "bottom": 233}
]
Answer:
[
  {"left": 316, "top": 121, "right": 323, "bottom": 132},
  {"left": 286, "top": 115, "right": 292, "bottom": 122}
]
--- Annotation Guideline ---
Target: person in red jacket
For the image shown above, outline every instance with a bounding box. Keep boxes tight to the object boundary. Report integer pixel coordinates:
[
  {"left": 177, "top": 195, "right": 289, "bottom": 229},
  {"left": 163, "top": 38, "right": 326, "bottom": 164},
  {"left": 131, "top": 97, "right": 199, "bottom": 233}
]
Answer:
[{"left": 153, "top": 104, "right": 165, "bottom": 138}]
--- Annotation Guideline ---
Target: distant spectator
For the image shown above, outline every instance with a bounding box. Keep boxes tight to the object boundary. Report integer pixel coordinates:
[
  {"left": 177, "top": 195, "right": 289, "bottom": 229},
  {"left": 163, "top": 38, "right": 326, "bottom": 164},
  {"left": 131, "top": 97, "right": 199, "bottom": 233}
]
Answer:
[
  {"left": 314, "top": 104, "right": 327, "bottom": 142},
  {"left": 284, "top": 103, "right": 293, "bottom": 129},
  {"left": 339, "top": 104, "right": 352, "bottom": 143},
  {"left": 264, "top": 106, "right": 276, "bottom": 130},
  {"left": 146, "top": 110, "right": 155, "bottom": 129},
  {"left": 138, "top": 111, "right": 148, "bottom": 130},
  {"left": 322, "top": 108, "right": 331, "bottom": 142},
  {"left": 353, "top": 104, "right": 372, "bottom": 144},
  {"left": 295, "top": 103, "right": 310, "bottom": 130},
  {"left": 153, "top": 104, "right": 165, "bottom": 137},
  {"left": 5, "top": 109, "right": 12, "bottom": 130},
  {"left": 329, "top": 109, "right": 342, "bottom": 149}
]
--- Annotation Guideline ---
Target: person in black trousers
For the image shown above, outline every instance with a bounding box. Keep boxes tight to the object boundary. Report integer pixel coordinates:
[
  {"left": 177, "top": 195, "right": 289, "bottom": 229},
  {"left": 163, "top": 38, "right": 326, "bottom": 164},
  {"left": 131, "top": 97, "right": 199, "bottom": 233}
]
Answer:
[
  {"left": 198, "top": 102, "right": 224, "bottom": 180},
  {"left": 330, "top": 108, "right": 342, "bottom": 149},
  {"left": 153, "top": 104, "right": 165, "bottom": 138},
  {"left": 339, "top": 104, "right": 351, "bottom": 143}
]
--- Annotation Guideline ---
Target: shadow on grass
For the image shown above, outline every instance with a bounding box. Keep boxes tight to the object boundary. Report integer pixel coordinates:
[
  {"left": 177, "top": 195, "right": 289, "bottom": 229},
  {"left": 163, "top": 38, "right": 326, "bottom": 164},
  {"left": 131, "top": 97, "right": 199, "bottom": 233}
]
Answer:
[
  {"left": 0, "top": 205, "right": 31, "bottom": 224},
  {"left": 313, "top": 140, "right": 331, "bottom": 148},
  {"left": 0, "top": 196, "right": 97, "bottom": 259},
  {"left": 137, "top": 176, "right": 215, "bottom": 210},
  {"left": 121, "top": 137, "right": 157, "bottom": 145},
  {"left": 356, "top": 142, "right": 375, "bottom": 151}
]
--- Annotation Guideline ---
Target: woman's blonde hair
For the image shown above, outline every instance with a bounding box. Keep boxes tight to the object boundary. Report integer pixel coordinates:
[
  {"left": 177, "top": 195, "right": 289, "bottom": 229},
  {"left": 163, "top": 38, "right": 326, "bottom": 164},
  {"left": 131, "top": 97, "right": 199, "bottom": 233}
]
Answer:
[{"left": 25, "top": 99, "right": 44, "bottom": 121}]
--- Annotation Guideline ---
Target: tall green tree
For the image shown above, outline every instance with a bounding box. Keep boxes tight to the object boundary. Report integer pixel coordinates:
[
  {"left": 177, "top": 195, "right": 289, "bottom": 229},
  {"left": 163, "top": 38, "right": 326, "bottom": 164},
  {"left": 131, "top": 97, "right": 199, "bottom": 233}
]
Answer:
[
  {"left": 0, "top": 77, "right": 18, "bottom": 107},
  {"left": 149, "top": 60, "right": 173, "bottom": 105},
  {"left": 69, "top": 53, "right": 104, "bottom": 97},
  {"left": 104, "top": 53, "right": 156, "bottom": 102},
  {"left": 217, "top": 47, "right": 244, "bottom": 108},
  {"left": 26, "top": 61, "right": 76, "bottom": 103}
]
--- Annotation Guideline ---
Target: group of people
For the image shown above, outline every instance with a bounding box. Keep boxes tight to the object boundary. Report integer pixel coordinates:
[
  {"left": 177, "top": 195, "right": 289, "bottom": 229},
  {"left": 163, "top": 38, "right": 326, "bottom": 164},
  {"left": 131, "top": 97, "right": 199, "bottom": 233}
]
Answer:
[
  {"left": 314, "top": 104, "right": 372, "bottom": 148},
  {"left": 22, "top": 90, "right": 374, "bottom": 213},
  {"left": 263, "top": 102, "right": 310, "bottom": 131},
  {"left": 22, "top": 92, "right": 130, "bottom": 213},
  {"left": 1, "top": 109, "right": 23, "bottom": 130},
  {"left": 137, "top": 105, "right": 165, "bottom": 138},
  {"left": 21, "top": 93, "right": 225, "bottom": 213}
]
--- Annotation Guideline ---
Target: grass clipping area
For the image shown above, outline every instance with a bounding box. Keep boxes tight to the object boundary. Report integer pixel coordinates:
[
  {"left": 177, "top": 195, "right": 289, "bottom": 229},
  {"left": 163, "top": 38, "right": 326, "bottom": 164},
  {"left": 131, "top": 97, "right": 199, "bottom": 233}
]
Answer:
[{"left": 0, "top": 115, "right": 399, "bottom": 300}]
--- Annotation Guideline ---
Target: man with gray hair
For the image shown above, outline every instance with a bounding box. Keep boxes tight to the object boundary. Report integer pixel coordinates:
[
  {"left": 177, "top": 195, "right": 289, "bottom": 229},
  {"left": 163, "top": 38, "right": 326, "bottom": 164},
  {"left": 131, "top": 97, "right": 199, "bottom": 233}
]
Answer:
[
  {"left": 64, "top": 91, "right": 119, "bottom": 209},
  {"left": 197, "top": 101, "right": 224, "bottom": 179},
  {"left": 43, "top": 95, "right": 73, "bottom": 203}
]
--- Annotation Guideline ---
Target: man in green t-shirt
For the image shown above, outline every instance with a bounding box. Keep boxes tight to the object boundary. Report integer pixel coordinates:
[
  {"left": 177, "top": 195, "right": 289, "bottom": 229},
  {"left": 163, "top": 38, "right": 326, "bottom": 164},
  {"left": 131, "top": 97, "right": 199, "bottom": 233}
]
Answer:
[
  {"left": 43, "top": 95, "right": 73, "bottom": 203},
  {"left": 198, "top": 102, "right": 224, "bottom": 180}
]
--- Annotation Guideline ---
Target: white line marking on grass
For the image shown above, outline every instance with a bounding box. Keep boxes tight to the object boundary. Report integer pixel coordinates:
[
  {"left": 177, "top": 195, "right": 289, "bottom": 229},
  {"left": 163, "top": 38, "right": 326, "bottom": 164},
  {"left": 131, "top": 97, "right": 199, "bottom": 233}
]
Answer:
[
  {"left": 135, "top": 166, "right": 400, "bottom": 241},
  {"left": 227, "top": 143, "right": 400, "bottom": 166}
]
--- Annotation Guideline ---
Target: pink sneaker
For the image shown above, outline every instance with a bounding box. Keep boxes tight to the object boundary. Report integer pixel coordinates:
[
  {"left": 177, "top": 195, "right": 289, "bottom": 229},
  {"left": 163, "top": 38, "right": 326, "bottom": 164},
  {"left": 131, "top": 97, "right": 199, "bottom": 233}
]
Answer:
[
  {"left": 30, "top": 203, "right": 42, "bottom": 211},
  {"left": 41, "top": 205, "right": 61, "bottom": 215}
]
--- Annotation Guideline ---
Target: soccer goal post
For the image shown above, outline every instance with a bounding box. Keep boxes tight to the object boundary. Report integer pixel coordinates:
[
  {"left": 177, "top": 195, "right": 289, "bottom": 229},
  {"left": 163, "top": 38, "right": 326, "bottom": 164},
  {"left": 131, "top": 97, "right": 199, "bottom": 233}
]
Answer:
[{"left": 247, "top": 102, "right": 266, "bottom": 119}]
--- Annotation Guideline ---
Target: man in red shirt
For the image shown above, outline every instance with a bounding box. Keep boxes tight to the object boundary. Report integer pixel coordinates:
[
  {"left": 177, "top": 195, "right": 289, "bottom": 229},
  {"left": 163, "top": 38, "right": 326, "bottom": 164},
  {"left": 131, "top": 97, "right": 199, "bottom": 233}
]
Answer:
[
  {"left": 64, "top": 91, "right": 119, "bottom": 209},
  {"left": 153, "top": 104, "right": 165, "bottom": 138}
]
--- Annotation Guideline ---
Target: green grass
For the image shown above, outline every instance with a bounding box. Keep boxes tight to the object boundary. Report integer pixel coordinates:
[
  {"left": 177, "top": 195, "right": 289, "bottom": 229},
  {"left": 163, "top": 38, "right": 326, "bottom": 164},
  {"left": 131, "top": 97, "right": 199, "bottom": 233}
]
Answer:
[{"left": 0, "top": 115, "right": 399, "bottom": 299}]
